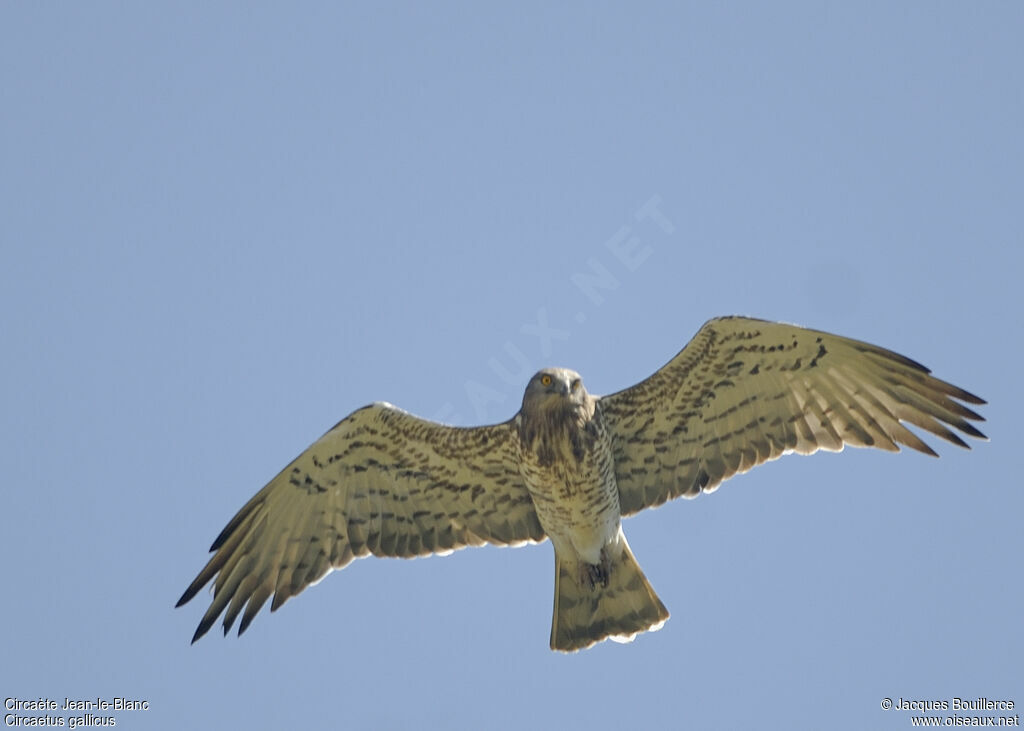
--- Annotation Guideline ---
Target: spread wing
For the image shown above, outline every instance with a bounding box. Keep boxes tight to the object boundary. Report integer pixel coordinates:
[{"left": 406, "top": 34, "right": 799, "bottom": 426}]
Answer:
[
  {"left": 177, "top": 402, "right": 544, "bottom": 642},
  {"left": 599, "top": 316, "right": 987, "bottom": 516}
]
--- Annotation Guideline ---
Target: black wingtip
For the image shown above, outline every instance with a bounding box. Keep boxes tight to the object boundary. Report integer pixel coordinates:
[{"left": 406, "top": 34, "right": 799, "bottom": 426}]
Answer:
[
  {"left": 176, "top": 577, "right": 207, "bottom": 608},
  {"left": 958, "top": 422, "right": 988, "bottom": 441},
  {"left": 238, "top": 615, "right": 254, "bottom": 636},
  {"left": 957, "top": 389, "right": 987, "bottom": 406},
  {"left": 191, "top": 613, "right": 217, "bottom": 644}
]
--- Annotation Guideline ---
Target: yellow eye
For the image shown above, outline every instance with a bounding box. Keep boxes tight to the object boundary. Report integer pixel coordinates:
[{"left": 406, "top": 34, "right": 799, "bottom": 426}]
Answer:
[
  {"left": 540, "top": 374, "right": 552, "bottom": 386},
  {"left": 571, "top": 379, "right": 581, "bottom": 391}
]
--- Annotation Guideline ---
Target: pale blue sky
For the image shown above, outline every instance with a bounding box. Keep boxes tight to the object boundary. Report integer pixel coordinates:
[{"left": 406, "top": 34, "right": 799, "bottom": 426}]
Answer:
[{"left": 2, "top": 3, "right": 1021, "bottom": 730}]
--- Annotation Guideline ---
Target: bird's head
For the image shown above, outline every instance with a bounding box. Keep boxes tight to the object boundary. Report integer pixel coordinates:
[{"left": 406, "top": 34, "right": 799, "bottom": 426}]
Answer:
[{"left": 522, "top": 368, "right": 590, "bottom": 413}]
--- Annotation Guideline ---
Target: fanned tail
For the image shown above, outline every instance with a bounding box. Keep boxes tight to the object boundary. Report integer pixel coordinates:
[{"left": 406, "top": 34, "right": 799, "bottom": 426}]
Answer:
[{"left": 550, "top": 533, "right": 669, "bottom": 652}]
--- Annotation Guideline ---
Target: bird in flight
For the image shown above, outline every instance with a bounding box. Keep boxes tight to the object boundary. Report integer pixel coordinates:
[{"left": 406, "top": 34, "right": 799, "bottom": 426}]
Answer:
[{"left": 177, "top": 316, "right": 986, "bottom": 651}]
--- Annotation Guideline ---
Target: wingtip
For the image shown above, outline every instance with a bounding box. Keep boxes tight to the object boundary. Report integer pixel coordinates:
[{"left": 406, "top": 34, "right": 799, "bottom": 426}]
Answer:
[
  {"left": 191, "top": 612, "right": 218, "bottom": 644},
  {"left": 958, "top": 389, "right": 987, "bottom": 406},
  {"left": 185, "top": 612, "right": 247, "bottom": 645},
  {"left": 958, "top": 422, "right": 988, "bottom": 441},
  {"left": 238, "top": 616, "right": 254, "bottom": 636},
  {"left": 946, "top": 432, "right": 970, "bottom": 450}
]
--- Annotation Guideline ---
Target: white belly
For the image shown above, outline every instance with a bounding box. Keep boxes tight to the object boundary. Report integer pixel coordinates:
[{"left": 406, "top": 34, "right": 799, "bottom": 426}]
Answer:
[{"left": 517, "top": 419, "right": 622, "bottom": 564}]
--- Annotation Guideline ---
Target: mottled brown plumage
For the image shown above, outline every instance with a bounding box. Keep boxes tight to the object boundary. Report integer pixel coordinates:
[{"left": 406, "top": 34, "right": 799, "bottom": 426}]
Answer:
[
  {"left": 515, "top": 368, "right": 668, "bottom": 649},
  {"left": 178, "top": 316, "right": 986, "bottom": 651}
]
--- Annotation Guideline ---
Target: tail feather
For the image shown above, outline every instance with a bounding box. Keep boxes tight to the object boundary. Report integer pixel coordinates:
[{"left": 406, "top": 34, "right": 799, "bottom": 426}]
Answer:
[{"left": 550, "top": 535, "right": 669, "bottom": 652}]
